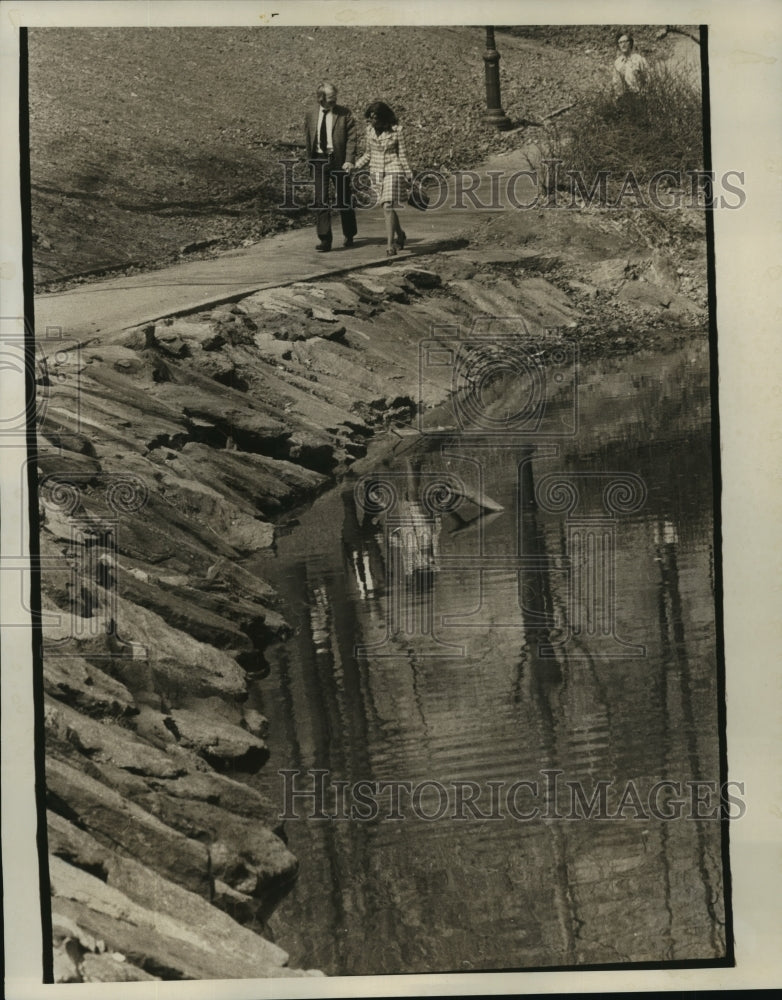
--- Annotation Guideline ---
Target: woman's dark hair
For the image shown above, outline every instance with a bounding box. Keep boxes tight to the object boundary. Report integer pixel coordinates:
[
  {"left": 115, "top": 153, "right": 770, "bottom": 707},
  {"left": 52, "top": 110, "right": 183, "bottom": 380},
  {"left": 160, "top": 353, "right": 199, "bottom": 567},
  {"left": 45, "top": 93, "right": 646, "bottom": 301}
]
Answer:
[
  {"left": 616, "top": 31, "right": 634, "bottom": 49},
  {"left": 364, "top": 100, "right": 397, "bottom": 131}
]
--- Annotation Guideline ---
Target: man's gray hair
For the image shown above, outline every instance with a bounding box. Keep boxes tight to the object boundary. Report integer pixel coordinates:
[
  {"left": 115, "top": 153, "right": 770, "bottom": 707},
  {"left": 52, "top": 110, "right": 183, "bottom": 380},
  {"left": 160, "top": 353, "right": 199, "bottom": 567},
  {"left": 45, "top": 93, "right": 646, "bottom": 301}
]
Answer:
[{"left": 317, "top": 82, "right": 338, "bottom": 97}]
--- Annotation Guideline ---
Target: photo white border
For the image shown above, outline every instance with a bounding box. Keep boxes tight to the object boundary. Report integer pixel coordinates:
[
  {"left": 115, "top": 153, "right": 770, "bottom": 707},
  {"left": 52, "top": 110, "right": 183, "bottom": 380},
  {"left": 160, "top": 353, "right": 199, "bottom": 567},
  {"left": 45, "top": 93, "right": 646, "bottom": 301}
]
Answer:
[{"left": 2, "top": 1, "right": 780, "bottom": 996}]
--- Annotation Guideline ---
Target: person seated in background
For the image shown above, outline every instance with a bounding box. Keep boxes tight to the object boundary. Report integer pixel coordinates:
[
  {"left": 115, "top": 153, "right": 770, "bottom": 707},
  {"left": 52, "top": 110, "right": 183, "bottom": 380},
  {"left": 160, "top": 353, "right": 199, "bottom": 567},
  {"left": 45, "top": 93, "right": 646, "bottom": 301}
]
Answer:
[{"left": 612, "top": 32, "right": 649, "bottom": 96}]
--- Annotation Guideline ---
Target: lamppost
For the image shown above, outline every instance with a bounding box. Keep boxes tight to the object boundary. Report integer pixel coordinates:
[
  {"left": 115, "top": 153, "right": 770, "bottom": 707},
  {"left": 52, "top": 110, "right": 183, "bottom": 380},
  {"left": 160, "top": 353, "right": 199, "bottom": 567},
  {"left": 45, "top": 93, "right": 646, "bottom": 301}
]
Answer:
[{"left": 483, "top": 26, "right": 512, "bottom": 130}]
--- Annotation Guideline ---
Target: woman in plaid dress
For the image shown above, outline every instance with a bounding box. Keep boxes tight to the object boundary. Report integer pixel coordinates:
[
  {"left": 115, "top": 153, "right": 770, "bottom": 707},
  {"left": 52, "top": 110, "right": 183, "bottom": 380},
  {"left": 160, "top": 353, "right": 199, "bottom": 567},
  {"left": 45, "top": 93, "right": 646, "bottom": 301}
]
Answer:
[{"left": 354, "top": 101, "right": 413, "bottom": 256}]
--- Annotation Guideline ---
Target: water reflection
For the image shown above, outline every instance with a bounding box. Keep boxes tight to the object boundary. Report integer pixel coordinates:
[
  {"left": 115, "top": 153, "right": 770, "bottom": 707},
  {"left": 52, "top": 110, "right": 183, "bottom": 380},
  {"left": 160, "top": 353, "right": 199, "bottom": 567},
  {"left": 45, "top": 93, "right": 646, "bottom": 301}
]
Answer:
[{"left": 254, "top": 340, "right": 726, "bottom": 974}]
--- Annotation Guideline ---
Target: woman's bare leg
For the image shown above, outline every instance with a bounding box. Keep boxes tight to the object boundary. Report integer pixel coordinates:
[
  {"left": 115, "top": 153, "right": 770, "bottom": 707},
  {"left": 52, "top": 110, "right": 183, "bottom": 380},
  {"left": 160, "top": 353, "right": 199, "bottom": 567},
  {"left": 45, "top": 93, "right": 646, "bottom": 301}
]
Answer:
[{"left": 383, "top": 203, "right": 396, "bottom": 250}]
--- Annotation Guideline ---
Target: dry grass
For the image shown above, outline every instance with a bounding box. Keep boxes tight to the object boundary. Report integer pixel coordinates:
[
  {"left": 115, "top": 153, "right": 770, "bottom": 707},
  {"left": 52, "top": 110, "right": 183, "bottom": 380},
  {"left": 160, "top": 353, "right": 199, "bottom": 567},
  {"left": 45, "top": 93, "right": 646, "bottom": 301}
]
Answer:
[{"left": 550, "top": 59, "right": 704, "bottom": 193}]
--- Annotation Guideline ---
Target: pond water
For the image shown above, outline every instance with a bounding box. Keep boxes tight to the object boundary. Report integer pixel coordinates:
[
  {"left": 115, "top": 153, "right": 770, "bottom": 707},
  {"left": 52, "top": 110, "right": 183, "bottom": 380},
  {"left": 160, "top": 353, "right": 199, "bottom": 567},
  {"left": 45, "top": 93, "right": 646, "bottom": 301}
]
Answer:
[{"left": 251, "top": 336, "right": 728, "bottom": 975}]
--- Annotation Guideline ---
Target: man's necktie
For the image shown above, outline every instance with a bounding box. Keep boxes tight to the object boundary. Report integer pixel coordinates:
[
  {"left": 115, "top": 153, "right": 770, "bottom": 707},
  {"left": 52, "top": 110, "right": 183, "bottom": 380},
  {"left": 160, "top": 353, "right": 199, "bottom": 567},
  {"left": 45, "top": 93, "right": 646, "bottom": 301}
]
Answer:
[{"left": 319, "top": 111, "right": 328, "bottom": 155}]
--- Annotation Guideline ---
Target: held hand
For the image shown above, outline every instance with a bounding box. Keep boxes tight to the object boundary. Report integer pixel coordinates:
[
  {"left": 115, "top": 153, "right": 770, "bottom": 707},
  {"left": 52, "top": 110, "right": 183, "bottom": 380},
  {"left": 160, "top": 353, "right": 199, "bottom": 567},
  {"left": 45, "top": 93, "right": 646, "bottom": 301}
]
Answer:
[{"left": 343, "top": 162, "right": 354, "bottom": 173}]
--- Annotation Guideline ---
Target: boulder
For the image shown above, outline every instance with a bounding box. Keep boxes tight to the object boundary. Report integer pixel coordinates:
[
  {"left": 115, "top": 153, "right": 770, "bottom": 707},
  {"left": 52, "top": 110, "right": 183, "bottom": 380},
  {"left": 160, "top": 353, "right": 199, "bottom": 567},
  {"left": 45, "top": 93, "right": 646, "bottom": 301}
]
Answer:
[
  {"left": 211, "top": 879, "right": 256, "bottom": 925},
  {"left": 112, "top": 594, "right": 249, "bottom": 700},
  {"left": 172, "top": 443, "right": 326, "bottom": 517},
  {"left": 188, "top": 351, "right": 246, "bottom": 387},
  {"left": 135, "top": 797, "right": 298, "bottom": 894},
  {"left": 286, "top": 430, "right": 339, "bottom": 473},
  {"left": 49, "top": 853, "right": 314, "bottom": 980},
  {"left": 75, "top": 758, "right": 157, "bottom": 802},
  {"left": 618, "top": 279, "right": 673, "bottom": 311},
  {"left": 285, "top": 338, "right": 387, "bottom": 399},
  {"left": 349, "top": 272, "right": 410, "bottom": 303},
  {"left": 310, "top": 305, "right": 338, "bottom": 322},
  {"left": 42, "top": 592, "right": 249, "bottom": 701},
  {"left": 246, "top": 364, "right": 369, "bottom": 437},
  {"left": 44, "top": 696, "right": 185, "bottom": 779},
  {"left": 224, "top": 515, "right": 276, "bottom": 552},
  {"left": 252, "top": 333, "right": 295, "bottom": 361},
  {"left": 318, "top": 322, "right": 347, "bottom": 342},
  {"left": 311, "top": 279, "right": 361, "bottom": 313},
  {"left": 37, "top": 446, "right": 103, "bottom": 481},
  {"left": 53, "top": 477, "right": 241, "bottom": 569},
  {"left": 146, "top": 469, "right": 277, "bottom": 552},
  {"left": 142, "top": 360, "right": 289, "bottom": 443},
  {"left": 346, "top": 275, "right": 387, "bottom": 298},
  {"left": 74, "top": 361, "right": 189, "bottom": 428},
  {"left": 81, "top": 952, "right": 159, "bottom": 982},
  {"left": 155, "top": 318, "right": 226, "bottom": 350},
  {"left": 51, "top": 910, "right": 100, "bottom": 953},
  {"left": 148, "top": 577, "right": 285, "bottom": 648},
  {"left": 37, "top": 423, "right": 98, "bottom": 457},
  {"left": 242, "top": 708, "right": 269, "bottom": 740},
  {"left": 210, "top": 823, "right": 296, "bottom": 897},
  {"left": 40, "top": 593, "right": 124, "bottom": 662},
  {"left": 52, "top": 938, "right": 82, "bottom": 983},
  {"left": 43, "top": 654, "right": 136, "bottom": 719},
  {"left": 156, "top": 335, "right": 190, "bottom": 359},
  {"left": 167, "top": 708, "right": 269, "bottom": 771},
  {"left": 147, "top": 767, "right": 279, "bottom": 826},
  {"left": 239, "top": 287, "right": 313, "bottom": 315},
  {"left": 46, "top": 757, "right": 211, "bottom": 898},
  {"left": 62, "top": 779, "right": 298, "bottom": 900},
  {"left": 131, "top": 704, "right": 183, "bottom": 750},
  {"left": 116, "top": 567, "right": 255, "bottom": 653}
]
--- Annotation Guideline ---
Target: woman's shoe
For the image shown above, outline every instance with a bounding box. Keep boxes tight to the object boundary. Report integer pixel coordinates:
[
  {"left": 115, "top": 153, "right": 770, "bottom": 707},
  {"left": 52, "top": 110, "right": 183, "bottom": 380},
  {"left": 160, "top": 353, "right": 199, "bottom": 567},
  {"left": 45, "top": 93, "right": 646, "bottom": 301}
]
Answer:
[
  {"left": 397, "top": 230, "right": 406, "bottom": 250},
  {"left": 386, "top": 246, "right": 398, "bottom": 256}
]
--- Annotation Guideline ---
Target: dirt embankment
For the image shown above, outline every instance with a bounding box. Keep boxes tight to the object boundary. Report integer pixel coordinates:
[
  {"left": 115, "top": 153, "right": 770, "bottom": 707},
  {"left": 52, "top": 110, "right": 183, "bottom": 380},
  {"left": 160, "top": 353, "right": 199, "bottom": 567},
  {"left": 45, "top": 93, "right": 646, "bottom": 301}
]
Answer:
[{"left": 40, "top": 195, "right": 707, "bottom": 982}]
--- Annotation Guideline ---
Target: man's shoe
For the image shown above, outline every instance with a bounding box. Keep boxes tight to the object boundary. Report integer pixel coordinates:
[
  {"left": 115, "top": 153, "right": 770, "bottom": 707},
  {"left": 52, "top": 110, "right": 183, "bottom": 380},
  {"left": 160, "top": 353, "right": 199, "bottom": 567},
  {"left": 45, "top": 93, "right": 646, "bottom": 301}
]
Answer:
[
  {"left": 316, "top": 241, "right": 331, "bottom": 252},
  {"left": 343, "top": 237, "right": 355, "bottom": 248}
]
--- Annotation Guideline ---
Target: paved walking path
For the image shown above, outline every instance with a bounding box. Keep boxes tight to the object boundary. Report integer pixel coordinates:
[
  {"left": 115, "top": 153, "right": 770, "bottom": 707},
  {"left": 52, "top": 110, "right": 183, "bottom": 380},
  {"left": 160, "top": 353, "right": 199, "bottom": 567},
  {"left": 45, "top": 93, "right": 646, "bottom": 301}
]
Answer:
[
  {"left": 34, "top": 210, "right": 470, "bottom": 340},
  {"left": 34, "top": 149, "right": 537, "bottom": 341}
]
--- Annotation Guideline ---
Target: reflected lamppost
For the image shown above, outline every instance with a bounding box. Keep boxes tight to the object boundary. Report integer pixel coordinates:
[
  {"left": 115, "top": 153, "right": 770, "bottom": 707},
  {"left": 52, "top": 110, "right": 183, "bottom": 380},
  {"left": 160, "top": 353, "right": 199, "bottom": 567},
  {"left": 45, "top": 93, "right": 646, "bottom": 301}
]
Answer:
[{"left": 483, "top": 26, "right": 512, "bottom": 130}]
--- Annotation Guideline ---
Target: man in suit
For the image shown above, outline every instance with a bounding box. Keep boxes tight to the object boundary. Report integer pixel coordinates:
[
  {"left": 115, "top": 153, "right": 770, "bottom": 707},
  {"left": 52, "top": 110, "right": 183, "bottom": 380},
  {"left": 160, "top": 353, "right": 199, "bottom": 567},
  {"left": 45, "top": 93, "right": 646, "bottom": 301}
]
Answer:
[{"left": 305, "top": 82, "right": 358, "bottom": 251}]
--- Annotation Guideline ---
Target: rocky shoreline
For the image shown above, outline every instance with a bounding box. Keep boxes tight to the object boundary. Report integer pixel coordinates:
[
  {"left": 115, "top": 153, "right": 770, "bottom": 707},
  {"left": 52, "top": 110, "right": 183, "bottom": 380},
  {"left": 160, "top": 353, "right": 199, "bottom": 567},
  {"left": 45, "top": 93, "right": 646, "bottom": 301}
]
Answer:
[{"left": 39, "top": 206, "right": 707, "bottom": 982}]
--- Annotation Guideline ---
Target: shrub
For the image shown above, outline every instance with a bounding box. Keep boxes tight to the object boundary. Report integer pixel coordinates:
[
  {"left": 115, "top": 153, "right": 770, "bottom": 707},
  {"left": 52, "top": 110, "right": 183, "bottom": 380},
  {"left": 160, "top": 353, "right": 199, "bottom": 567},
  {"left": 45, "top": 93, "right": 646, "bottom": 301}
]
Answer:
[{"left": 550, "top": 58, "right": 704, "bottom": 193}]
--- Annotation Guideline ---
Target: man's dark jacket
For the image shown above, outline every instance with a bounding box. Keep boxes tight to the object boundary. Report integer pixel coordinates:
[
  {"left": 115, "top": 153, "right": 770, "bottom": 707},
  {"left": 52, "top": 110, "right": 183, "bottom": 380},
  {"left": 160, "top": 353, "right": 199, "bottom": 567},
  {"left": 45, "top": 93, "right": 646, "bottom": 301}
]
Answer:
[{"left": 304, "top": 104, "right": 357, "bottom": 163}]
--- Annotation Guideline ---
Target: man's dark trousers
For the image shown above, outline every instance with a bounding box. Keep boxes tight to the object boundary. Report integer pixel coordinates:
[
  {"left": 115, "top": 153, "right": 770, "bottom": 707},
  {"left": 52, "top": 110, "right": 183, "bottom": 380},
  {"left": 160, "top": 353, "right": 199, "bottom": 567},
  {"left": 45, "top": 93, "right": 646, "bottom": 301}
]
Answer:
[{"left": 311, "top": 155, "right": 357, "bottom": 245}]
